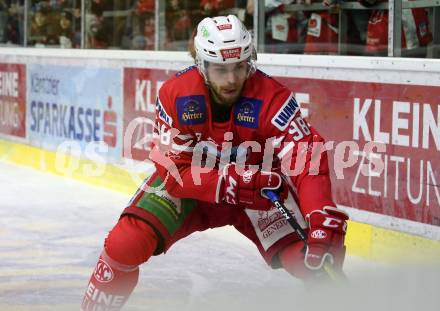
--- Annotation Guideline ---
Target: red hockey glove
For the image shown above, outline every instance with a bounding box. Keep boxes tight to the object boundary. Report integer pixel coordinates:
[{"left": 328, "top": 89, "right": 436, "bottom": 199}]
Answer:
[
  {"left": 219, "top": 164, "right": 285, "bottom": 211},
  {"left": 304, "top": 206, "right": 349, "bottom": 271}
]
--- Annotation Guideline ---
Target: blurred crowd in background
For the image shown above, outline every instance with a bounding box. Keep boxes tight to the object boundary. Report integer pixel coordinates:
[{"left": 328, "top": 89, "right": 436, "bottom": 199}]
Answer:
[{"left": 0, "top": 0, "right": 437, "bottom": 57}]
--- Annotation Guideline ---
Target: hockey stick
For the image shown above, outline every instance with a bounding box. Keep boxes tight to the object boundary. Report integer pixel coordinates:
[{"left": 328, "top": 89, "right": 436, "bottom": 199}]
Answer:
[{"left": 263, "top": 190, "right": 347, "bottom": 282}]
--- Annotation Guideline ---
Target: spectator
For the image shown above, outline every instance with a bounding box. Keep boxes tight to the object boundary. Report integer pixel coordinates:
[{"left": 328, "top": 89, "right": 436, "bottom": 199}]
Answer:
[
  {"left": 346, "top": 1, "right": 370, "bottom": 55},
  {"left": 258, "top": 1, "right": 308, "bottom": 54},
  {"left": 0, "top": 0, "right": 7, "bottom": 42},
  {"left": 4, "top": 0, "right": 24, "bottom": 45},
  {"left": 200, "top": 0, "right": 236, "bottom": 16},
  {"left": 71, "top": 7, "right": 81, "bottom": 46},
  {"left": 29, "top": 5, "right": 50, "bottom": 45},
  {"left": 364, "top": 0, "right": 432, "bottom": 56},
  {"left": 199, "top": 0, "right": 247, "bottom": 28},
  {"left": 165, "top": 0, "right": 193, "bottom": 50},
  {"left": 58, "top": 0, "right": 81, "bottom": 46},
  {"left": 303, "top": 0, "right": 339, "bottom": 54},
  {"left": 86, "top": 0, "right": 110, "bottom": 48},
  {"left": 58, "top": 10, "right": 74, "bottom": 48},
  {"left": 141, "top": 14, "right": 155, "bottom": 50},
  {"left": 129, "top": 0, "right": 155, "bottom": 50}
]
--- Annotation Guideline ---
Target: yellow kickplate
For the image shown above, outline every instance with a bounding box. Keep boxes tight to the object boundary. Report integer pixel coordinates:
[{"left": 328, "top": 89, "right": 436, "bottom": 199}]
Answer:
[{"left": 2, "top": 139, "right": 440, "bottom": 263}]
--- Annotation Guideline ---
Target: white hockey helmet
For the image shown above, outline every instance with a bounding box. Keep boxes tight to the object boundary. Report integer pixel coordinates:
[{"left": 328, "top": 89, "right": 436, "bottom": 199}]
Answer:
[{"left": 194, "top": 15, "right": 254, "bottom": 66}]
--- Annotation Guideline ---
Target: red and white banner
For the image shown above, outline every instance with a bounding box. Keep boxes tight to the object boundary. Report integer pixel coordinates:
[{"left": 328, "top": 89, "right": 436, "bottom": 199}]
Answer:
[
  {"left": 278, "top": 77, "right": 440, "bottom": 226},
  {"left": 0, "top": 63, "right": 26, "bottom": 138},
  {"left": 121, "top": 66, "right": 440, "bottom": 226},
  {"left": 123, "top": 68, "right": 173, "bottom": 161}
]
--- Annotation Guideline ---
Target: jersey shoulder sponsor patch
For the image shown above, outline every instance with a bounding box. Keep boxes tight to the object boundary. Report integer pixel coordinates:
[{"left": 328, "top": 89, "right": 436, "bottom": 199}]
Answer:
[
  {"left": 271, "top": 94, "right": 299, "bottom": 131},
  {"left": 156, "top": 98, "right": 173, "bottom": 126},
  {"left": 233, "top": 97, "right": 262, "bottom": 129},
  {"left": 176, "top": 95, "right": 207, "bottom": 125}
]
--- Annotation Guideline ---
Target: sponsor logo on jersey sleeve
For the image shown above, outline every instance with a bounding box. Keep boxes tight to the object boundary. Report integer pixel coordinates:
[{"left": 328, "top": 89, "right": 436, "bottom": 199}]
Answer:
[
  {"left": 176, "top": 95, "right": 206, "bottom": 125},
  {"left": 271, "top": 94, "right": 299, "bottom": 131},
  {"left": 156, "top": 97, "right": 172, "bottom": 126},
  {"left": 233, "top": 97, "right": 262, "bottom": 128}
]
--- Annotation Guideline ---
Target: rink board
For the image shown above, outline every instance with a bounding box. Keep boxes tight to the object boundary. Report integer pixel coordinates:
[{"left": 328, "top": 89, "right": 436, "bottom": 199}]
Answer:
[
  {"left": 0, "top": 48, "right": 440, "bottom": 263},
  {"left": 2, "top": 139, "right": 440, "bottom": 263}
]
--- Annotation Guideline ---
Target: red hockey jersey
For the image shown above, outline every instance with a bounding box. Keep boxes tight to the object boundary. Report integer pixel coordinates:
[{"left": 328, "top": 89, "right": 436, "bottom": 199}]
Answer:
[{"left": 149, "top": 66, "right": 335, "bottom": 216}]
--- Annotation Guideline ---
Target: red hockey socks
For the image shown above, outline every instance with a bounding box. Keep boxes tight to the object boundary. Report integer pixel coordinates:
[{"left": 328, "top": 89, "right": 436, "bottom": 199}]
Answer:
[
  {"left": 81, "top": 251, "right": 139, "bottom": 311},
  {"left": 81, "top": 216, "right": 158, "bottom": 311}
]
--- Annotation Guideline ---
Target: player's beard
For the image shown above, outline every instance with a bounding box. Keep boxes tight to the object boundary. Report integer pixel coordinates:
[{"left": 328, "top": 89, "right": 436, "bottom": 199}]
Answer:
[{"left": 208, "top": 82, "right": 244, "bottom": 107}]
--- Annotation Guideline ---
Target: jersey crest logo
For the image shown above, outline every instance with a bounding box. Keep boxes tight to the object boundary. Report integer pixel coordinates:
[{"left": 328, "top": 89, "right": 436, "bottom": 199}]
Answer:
[
  {"left": 234, "top": 97, "right": 262, "bottom": 129},
  {"left": 271, "top": 94, "right": 299, "bottom": 131},
  {"left": 176, "top": 95, "right": 206, "bottom": 125}
]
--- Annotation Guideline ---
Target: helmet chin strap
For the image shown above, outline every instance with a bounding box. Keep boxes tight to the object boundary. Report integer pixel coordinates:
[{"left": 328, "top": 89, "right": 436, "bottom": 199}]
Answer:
[
  {"left": 194, "top": 58, "right": 216, "bottom": 103},
  {"left": 195, "top": 57, "right": 210, "bottom": 85},
  {"left": 247, "top": 59, "right": 257, "bottom": 78}
]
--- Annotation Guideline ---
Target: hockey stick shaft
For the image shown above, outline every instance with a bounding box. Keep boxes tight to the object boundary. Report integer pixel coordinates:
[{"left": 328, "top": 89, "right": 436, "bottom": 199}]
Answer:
[
  {"left": 263, "top": 190, "right": 345, "bottom": 281},
  {"left": 263, "top": 190, "right": 308, "bottom": 241}
]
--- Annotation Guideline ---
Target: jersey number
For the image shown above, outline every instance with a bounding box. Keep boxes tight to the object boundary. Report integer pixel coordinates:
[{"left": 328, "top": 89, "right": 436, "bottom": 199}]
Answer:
[
  {"left": 288, "top": 116, "right": 311, "bottom": 141},
  {"left": 159, "top": 124, "right": 171, "bottom": 145}
]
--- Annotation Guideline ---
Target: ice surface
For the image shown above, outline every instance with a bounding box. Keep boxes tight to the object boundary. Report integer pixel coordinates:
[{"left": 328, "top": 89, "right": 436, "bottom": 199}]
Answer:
[{"left": 0, "top": 161, "right": 439, "bottom": 311}]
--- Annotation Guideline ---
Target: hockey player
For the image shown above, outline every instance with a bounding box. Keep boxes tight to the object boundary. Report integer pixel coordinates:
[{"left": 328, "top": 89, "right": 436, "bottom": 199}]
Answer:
[{"left": 81, "top": 15, "right": 349, "bottom": 311}]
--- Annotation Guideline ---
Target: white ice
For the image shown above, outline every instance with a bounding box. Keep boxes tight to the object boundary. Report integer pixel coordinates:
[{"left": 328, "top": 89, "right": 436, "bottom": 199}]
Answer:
[{"left": 0, "top": 160, "right": 439, "bottom": 311}]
